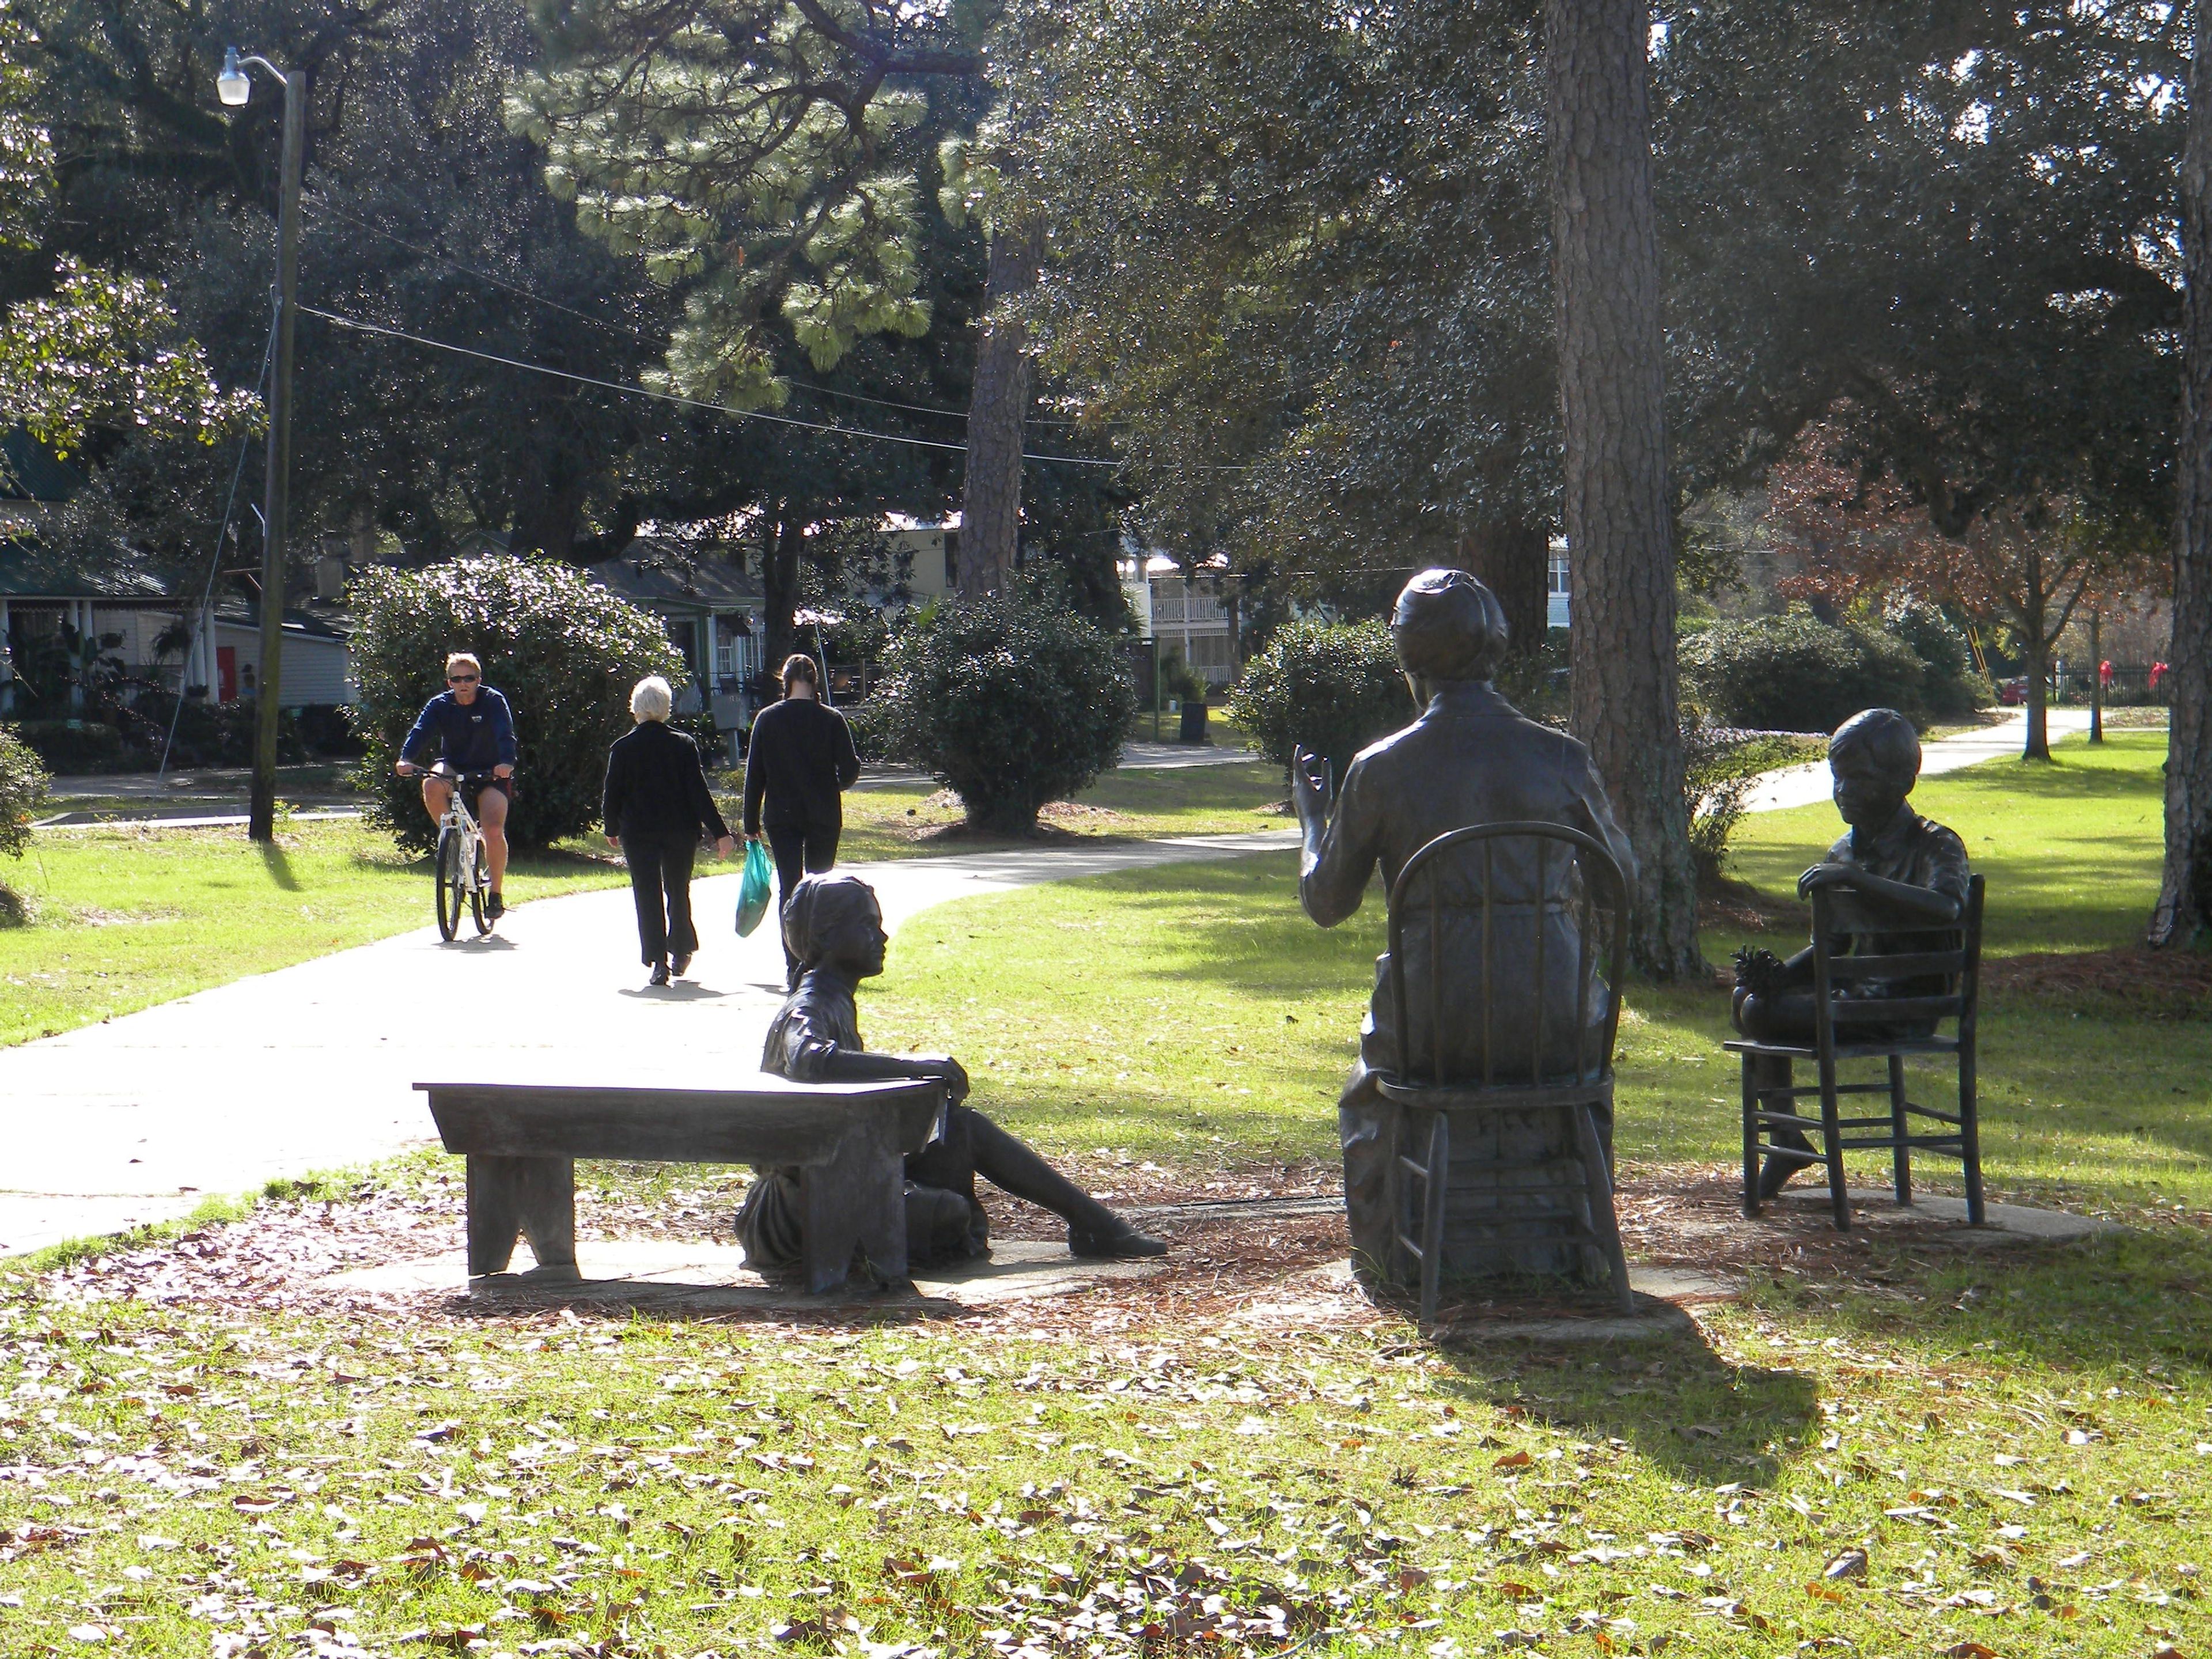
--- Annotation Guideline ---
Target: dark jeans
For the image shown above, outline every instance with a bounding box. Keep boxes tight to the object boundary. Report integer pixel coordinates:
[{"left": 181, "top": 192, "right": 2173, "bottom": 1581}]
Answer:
[
  {"left": 766, "top": 820, "right": 839, "bottom": 980},
  {"left": 622, "top": 833, "right": 698, "bottom": 967}
]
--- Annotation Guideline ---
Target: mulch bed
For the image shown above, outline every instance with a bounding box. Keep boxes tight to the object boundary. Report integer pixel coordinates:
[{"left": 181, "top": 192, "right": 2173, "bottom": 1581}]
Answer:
[
  {"left": 1984, "top": 944, "right": 2212, "bottom": 1018},
  {"left": 20, "top": 1162, "right": 2082, "bottom": 1345}
]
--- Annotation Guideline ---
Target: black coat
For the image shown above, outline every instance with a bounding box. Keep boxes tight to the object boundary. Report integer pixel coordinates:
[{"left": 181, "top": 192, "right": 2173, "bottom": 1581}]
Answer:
[
  {"left": 741, "top": 696, "right": 861, "bottom": 835},
  {"left": 601, "top": 721, "right": 732, "bottom": 843}
]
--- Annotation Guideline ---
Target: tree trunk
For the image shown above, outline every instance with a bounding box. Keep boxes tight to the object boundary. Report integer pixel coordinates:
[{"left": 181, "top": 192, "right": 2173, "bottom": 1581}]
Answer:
[
  {"left": 1458, "top": 520, "right": 1551, "bottom": 657},
  {"left": 959, "top": 214, "right": 1043, "bottom": 600},
  {"left": 2159, "top": 2, "right": 2212, "bottom": 949},
  {"left": 761, "top": 510, "right": 805, "bottom": 684},
  {"left": 2021, "top": 551, "right": 2051, "bottom": 762},
  {"left": 1545, "top": 0, "right": 1699, "bottom": 980},
  {"left": 2089, "top": 608, "right": 2104, "bottom": 745},
  {"left": 511, "top": 445, "right": 586, "bottom": 562}
]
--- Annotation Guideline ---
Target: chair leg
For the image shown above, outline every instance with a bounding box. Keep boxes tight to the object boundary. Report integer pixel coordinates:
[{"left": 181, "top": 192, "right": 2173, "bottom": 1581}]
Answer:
[
  {"left": 1419, "top": 1113, "right": 1448, "bottom": 1327},
  {"left": 1741, "top": 1055, "right": 1761, "bottom": 1218},
  {"left": 1573, "top": 1104, "right": 1636, "bottom": 1317},
  {"left": 1888, "top": 1053, "right": 1912, "bottom": 1206},
  {"left": 1960, "top": 1042, "right": 1986, "bottom": 1226},
  {"left": 1819, "top": 1051, "right": 1851, "bottom": 1231}
]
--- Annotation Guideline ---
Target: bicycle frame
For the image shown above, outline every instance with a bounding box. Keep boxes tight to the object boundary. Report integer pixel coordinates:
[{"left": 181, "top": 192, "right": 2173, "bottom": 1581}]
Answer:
[{"left": 426, "top": 766, "right": 494, "bottom": 939}]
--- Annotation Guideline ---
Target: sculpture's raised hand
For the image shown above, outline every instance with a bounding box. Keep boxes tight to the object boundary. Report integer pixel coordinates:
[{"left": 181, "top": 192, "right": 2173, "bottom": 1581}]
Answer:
[
  {"left": 1291, "top": 744, "right": 1332, "bottom": 832},
  {"left": 1797, "top": 861, "right": 1857, "bottom": 899}
]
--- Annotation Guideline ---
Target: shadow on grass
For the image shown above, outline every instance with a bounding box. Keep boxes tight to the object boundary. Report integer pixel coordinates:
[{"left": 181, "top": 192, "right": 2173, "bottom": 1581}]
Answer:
[
  {"left": 259, "top": 842, "right": 301, "bottom": 891},
  {"left": 1431, "top": 1332, "right": 1820, "bottom": 1489},
  {"left": 1766, "top": 1226, "right": 2212, "bottom": 1377}
]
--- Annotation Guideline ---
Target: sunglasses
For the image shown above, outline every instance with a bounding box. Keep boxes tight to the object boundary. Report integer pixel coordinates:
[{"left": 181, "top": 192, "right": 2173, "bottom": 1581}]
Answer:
[{"left": 448, "top": 674, "right": 479, "bottom": 684}]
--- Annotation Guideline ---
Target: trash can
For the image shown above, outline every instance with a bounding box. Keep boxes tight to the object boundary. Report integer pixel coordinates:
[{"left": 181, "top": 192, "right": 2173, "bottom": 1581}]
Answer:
[{"left": 1179, "top": 699, "right": 1209, "bottom": 744}]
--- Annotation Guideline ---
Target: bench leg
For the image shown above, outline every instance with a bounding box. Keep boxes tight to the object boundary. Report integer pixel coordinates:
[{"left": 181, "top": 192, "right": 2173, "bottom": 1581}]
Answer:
[
  {"left": 467, "top": 1155, "right": 577, "bottom": 1278},
  {"left": 800, "top": 1124, "right": 910, "bottom": 1296}
]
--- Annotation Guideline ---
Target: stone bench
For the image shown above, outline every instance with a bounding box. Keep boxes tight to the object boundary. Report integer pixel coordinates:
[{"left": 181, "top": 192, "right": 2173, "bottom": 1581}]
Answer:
[{"left": 416, "top": 1077, "right": 949, "bottom": 1295}]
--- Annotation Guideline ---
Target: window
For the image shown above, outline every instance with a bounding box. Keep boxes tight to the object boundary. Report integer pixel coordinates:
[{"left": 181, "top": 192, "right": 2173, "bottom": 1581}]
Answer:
[{"left": 1547, "top": 548, "right": 1571, "bottom": 597}]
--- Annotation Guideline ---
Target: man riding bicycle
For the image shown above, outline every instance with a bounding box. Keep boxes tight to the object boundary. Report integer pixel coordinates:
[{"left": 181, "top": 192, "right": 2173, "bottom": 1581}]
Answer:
[{"left": 395, "top": 652, "right": 517, "bottom": 921}]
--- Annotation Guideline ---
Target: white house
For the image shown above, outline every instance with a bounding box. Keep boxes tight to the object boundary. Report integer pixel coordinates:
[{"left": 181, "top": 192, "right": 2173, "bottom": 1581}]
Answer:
[{"left": 1120, "top": 553, "right": 1239, "bottom": 690}]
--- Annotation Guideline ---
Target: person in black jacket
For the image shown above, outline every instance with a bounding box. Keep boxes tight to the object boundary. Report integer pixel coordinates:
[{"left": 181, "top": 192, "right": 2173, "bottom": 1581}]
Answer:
[
  {"left": 603, "top": 675, "right": 734, "bottom": 987},
  {"left": 742, "top": 653, "right": 862, "bottom": 986}
]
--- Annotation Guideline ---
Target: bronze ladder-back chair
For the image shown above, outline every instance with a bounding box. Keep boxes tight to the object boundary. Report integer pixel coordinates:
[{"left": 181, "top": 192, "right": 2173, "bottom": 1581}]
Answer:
[
  {"left": 1725, "top": 874, "right": 1986, "bottom": 1230},
  {"left": 1375, "top": 823, "right": 1634, "bottom": 1323}
]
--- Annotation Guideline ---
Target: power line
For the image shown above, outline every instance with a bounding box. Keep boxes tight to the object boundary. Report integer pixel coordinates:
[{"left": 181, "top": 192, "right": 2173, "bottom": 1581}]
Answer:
[
  {"left": 298, "top": 305, "right": 1127, "bottom": 467},
  {"left": 301, "top": 196, "right": 1115, "bottom": 430}
]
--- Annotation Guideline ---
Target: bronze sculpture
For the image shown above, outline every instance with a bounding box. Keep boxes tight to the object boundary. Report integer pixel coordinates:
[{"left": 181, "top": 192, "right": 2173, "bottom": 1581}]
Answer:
[
  {"left": 1292, "top": 569, "right": 1637, "bottom": 1272},
  {"left": 1732, "top": 707, "right": 1972, "bottom": 1197},
  {"left": 737, "top": 873, "right": 1168, "bottom": 1270}
]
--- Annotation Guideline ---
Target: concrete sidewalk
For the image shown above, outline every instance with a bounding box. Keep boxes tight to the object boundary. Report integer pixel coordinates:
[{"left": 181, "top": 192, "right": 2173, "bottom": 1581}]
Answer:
[
  {"left": 1739, "top": 708, "right": 2092, "bottom": 814},
  {"left": 0, "top": 706, "right": 2082, "bottom": 1257},
  {"left": 0, "top": 830, "right": 1296, "bottom": 1257}
]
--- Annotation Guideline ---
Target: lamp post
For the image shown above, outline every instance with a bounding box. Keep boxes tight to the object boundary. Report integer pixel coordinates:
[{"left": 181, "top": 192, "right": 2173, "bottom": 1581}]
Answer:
[{"left": 219, "top": 46, "right": 302, "bottom": 843}]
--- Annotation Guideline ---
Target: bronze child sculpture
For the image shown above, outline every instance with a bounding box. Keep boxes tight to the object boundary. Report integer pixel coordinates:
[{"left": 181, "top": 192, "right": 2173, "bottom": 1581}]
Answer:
[
  {"left": 1732, "top": 707, "right": 1972, "bottom": 1197},
  {"left": 1291, "top": 569, "right": 1637, "bottom": 1272},
  {"left": 737, "top": 873, "right": 1168, "bottom": 1271}
]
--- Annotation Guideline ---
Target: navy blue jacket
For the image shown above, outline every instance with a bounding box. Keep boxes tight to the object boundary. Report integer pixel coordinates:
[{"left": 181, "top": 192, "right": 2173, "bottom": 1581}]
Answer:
[{"left": 400, "top": 688, "right": 518, "bottom": 773}]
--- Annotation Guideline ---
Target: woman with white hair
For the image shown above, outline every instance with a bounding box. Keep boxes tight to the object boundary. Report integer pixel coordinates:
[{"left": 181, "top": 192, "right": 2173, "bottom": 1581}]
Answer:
[{"left": 602, "top": 675, "right": 734, "bottom": 987}]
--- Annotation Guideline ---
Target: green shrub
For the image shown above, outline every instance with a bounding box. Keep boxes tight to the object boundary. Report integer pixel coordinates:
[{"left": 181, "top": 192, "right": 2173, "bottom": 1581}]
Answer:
[
  {"left": 1882, "top": 601, "right": 1993, "bottom": 718},
  {"left": 10, "top": 717, "right": 129, "bottom": 773},
  {"left": 1681, "top": 608, "right": 1931, "bottom": 734},
  {"left": 870, "top": 593, "right": 1137, "bottom": 835},
  {"left": 1229, "top": 619, "right": 1411, "bottom": 788},
  {"left": 0, "top": 723, "right": 49, "bottom": 861},
  {"left": 118, "top": 693, "right": 304, "bottom": 770},
  {"left": 349, "top": 556, "right": 689, "bottom": 851}
]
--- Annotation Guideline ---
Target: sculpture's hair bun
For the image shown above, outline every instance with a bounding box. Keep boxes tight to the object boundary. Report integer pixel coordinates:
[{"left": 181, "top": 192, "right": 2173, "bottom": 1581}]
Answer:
[
  {"left": 782, "top": 872, "right": 879, "bottom": 966},
  {"left": 1391, "top": 568, "right": 1510, "bottom": 681}
]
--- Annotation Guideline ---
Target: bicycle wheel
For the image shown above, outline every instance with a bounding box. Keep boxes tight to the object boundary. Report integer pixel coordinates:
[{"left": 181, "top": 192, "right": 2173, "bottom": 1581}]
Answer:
[
  {"left": 435, "top": 829, "right": 463, "bottom": 942},
  {"left": 469, "top": 838, "right": 491, "bottom": 934}
]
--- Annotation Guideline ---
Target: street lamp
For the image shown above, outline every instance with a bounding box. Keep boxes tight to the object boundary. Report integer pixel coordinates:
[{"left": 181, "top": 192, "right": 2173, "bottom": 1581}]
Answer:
[{"left": 218, "top": 46, "right": 303, "bottom": 843}]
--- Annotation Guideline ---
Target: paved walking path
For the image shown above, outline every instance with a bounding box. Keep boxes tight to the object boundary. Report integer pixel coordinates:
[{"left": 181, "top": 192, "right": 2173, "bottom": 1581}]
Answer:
[
  {"left": 1738, "top": 708, "right": 2090, "bottom": 813},
  {"left": 0, "top": 707, "right": 2087, "bottom": 1257},
  {"left": 0, "top": 831, "right": 1295, "bottom": 1257}
]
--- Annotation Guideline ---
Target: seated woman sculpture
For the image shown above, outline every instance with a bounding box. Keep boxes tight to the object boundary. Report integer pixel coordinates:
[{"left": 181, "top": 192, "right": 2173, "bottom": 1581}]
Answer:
[
  {"left": 1732, "top": 707, "right": 1972, "bottom": 1195},
  {"left": 735, "top": 873, "right": 1168, "bottom": 1270}
]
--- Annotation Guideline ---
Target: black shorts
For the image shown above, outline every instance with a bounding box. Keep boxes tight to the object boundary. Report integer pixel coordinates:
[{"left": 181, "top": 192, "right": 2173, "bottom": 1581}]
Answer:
[{"left": 463, "top": 774, "right": 516, "bottom": 811}]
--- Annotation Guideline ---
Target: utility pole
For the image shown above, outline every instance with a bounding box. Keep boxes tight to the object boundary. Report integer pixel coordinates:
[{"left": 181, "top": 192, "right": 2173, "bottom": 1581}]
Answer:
[{"left": 220, "top": 48, "right": 303, "bottom": 842}]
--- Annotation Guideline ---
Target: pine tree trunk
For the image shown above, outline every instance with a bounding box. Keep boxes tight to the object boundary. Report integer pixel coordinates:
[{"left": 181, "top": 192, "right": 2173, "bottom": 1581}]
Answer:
[
  {"left": 2022, "top": 552, "right": 2051, "bottom": 762},
  {"left": 959, "top": 215, "right": 1043, "bottom": 600},
  {"left": 1458, "top": 520, "right": 1551, "bottom": 657},
  {"left": 2158, "top": 5, "right": 2212, "bottom": 950},
  {"left": 762, "top": 512, "right": 805, "bottom": 683},
  {"left": 1545, "top": 0, "right": 1699, "bottom": 979}
]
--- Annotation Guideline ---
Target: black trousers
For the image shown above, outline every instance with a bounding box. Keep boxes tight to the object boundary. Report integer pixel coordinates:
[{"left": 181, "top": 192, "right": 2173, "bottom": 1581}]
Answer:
[
  {"left": 622, "top": 833, "right": 698, "bottom": 967},
  {"left": 766, "top": 820, "right": 839, "bottom": 979}
]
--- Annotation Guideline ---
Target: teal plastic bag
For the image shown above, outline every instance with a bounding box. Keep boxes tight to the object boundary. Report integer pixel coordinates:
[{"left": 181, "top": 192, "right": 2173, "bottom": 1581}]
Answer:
[{"left": 736, "top": 839, "right": 774, "bottom": 937}]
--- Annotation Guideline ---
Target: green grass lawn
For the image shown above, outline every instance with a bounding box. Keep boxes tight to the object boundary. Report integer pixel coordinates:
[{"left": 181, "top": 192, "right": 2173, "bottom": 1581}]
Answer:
[
  {"left": 0, "top": 761, "right": 1286, "bottom": 1052},
  {"left": 0, "top": 823, "right": 627, "bottom": 1048},
  {"left": 1, "top": 736, "right": 2209, "bottom": 1657},
  {"left": 714, "top": 757, "right": 1289, "bottom": 862},
  {"left": 865, "top": 731, "right": 2209, "bottom": 1211}
]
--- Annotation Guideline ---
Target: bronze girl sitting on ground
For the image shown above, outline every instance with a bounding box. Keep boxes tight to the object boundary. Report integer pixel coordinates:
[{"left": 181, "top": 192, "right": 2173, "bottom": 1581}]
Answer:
[{"left": 736, "top": 873, "right": 1168, "bottom": 1270}]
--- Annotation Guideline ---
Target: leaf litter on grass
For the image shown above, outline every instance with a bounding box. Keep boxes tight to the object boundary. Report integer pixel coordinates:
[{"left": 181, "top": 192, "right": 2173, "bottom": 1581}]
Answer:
[{"left": 1, "top": 1168, "right": 2209, "bottom": 1658}]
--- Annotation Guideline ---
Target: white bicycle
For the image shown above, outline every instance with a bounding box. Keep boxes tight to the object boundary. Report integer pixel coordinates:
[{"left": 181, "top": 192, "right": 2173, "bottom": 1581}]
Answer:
[{"left": 426, "top": 763, "right": 496, "bottom": 941}]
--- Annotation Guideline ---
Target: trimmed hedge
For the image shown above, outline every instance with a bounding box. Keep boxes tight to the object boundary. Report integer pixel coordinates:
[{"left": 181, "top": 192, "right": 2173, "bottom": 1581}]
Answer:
[
  {"left": 1228, "top": 619, "right": 1411, "bottom": 789},
  {"left": 870, "top": 594, "right": 1137, "bottom": 835},
  {"left": 350, "top": 556, "right": 689, "bottom": 851}
]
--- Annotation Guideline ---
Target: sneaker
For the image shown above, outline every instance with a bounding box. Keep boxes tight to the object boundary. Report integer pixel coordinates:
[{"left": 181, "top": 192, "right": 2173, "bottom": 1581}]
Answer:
[
  {"left": 1068, "top": 1223, "right": 1168, "bottom": 1259},
  {"left": 671, "top": 952, "right": 693, "bottom": 978},
  {"left": 647, "top": 962, "right": 671, "bottom": 987},
  {"left": 486, "top": 892, "right": 506, "bottom": 921}
]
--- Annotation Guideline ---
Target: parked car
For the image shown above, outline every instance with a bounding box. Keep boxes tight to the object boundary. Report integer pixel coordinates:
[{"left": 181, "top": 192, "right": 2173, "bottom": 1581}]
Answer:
[{"left": 1998, "top": 676, "right": 2028, "bottom": 706}]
